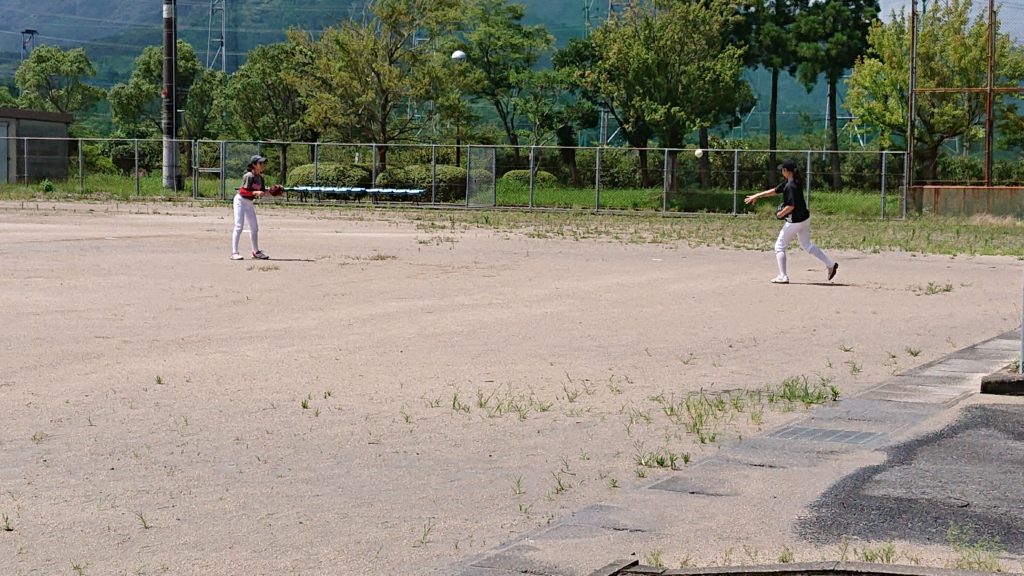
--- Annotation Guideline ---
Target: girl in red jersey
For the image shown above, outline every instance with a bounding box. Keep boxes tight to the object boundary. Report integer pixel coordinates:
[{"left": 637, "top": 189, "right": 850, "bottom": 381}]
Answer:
[{"left": 231, "top": 155, "right": 270, "bottom": 260}]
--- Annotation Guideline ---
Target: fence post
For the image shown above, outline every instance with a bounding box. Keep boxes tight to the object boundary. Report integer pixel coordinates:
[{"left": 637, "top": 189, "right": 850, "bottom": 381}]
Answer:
[
  {"left": 312, "top": 143, "right": 319, "bottom": 186},
  {"left": 466, "top": 144, "right": 472, "bottom": 207},
  {"left": 192, "top": 140, "right": 199, "bottom": 199},
  {"left": 529, "top": 146, "right": 536, "bottom": 209},
  {"left": 881, "top": 151, "right": 888, "bottom": 220},
  {"left": 595, "top": 146, "right": 602, "bottom": 211},
  {"left": 804, "top": 151, "right": 812, "bottom": 209},
  {"left": 733, "top": 149, "right": 740, "bottom": 215},
  {"left": 134, "top": 139, "right": 140, "bottom": 198},
  {"left": 902, "top": 152, "right": 909, "bottom": 219},
  {"left": 219, "top": 140, "right": 227, "bottom": 200},
  {"left": 22, "top": 138, "right": 28, "bottom": 185},
  {"left": 662, "top": 148, "right": 669, "bottom": 213},
  {"left": 430, "top": 144, "right": 437, "bottom": 205},
  {"left": 78, "top": 138, "right": 84, "bottom": 194},
  {"left": 371, "top": 143, "right": 378, "bottom": 188}
]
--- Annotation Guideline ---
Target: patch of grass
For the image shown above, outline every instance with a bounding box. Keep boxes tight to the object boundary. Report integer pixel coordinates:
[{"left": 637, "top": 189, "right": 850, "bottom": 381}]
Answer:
[
  {"left": 512, "top": 476, "right": 525, "bottom": 496},
  {"left": 947, "top": 524, "right": 1004, "bottom": 571},
  {"left": 451, "top": 391, "right": 471, "bottom": 414},
  {"left": 632, "top": 440, "right": 686, "bottom": 470},
  {"left": 2, "top": 513, "right": 12, "bottom": 531},
  {"left": 551, "top": 472, "right": 571, "bottom": 496},
  {"left": 912, "top": 281, "right": 954, "bottom": 295},
  {"left": 136, "top": 512, "right": 151, "bottom": 529},
  {"left": 905, "top": 346, "right": 922, "bottom": 357},
  {"left": 412, "top": 518, "right": 435, "bottom": 548},
  {"left": 644, "top": 548, "right": 666, "bottom": 568},
  {"left": 855, "top": 542, "right": 899, "bottom": 563},
  {"left": 778, "top": 546, "right": 795, "bottom": 563}
]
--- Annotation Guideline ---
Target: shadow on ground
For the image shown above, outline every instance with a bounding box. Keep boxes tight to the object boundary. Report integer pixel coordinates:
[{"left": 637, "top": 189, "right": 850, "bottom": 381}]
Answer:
[{"left": 797, "top": 404, "right": 1024, "bottom": 553}]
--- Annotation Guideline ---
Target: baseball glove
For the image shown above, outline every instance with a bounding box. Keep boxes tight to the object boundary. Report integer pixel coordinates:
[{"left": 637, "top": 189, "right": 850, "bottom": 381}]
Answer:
[
  {"left": 268, "top": 184, "right": 285, "bottom": 197},
  {"left": 775, "top": 203, "right": 788, "bottom": 220}
]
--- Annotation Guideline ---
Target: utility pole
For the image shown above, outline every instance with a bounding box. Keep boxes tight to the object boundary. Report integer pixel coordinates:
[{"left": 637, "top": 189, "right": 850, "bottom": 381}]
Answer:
[
  {"left": 207, "top": 0, "right": 227, "bottom": 73},
  {"left": 20, "top": 29, "right": 38, "bottom": 61},
  {"left": 163, "top": 0, "right": 181, "bottom": 190}
]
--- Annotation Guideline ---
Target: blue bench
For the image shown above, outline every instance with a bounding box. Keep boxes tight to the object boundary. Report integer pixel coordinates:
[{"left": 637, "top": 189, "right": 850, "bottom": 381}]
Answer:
[{"left": 288, "top": 186, "right": 426, "bottom": 203}]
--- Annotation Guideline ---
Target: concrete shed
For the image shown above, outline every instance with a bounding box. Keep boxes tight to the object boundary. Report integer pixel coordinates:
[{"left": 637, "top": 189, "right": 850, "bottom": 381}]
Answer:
[{"left": 0, "top": 108, "right": 74, "bottom": 184}]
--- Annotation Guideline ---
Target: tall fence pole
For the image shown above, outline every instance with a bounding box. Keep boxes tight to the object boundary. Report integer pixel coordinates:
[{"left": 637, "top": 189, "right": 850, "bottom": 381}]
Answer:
[
  {"left": 732, "top": 149, "right": 740, "bottom": 215},
  {"left": 881, "top": 151, "right": 888, "bottom": 220},
  {"left": 529, "top": 146, "right": 536, "bottom": 209},
  {"left": 662, "top": 148, "right": 669, "bottom": 213},
  {"left": 22, "top": 138, "right": 28, "bottom": 185},
  {"left": 78, "top": 139, "right": 84, "bottom": 193}
]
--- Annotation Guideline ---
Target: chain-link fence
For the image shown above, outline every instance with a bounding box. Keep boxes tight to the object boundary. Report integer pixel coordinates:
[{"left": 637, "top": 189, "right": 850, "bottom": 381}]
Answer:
[{"left": 0, "top": 136, "right": 915, "bottom": 219}]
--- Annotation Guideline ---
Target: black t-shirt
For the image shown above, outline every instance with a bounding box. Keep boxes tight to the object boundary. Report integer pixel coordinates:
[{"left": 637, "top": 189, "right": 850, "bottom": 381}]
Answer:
[{"left": 774, "top": 179, "right": 810, "bottom": 223}]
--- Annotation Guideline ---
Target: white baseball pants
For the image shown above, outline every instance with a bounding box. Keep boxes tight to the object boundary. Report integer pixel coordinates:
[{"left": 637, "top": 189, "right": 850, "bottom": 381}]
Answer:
[
  {"left": 232, "top": 194, "right": 260, "bottom": 254},
  {"left": 774, "top": 219, "right": 833, "bottom": 278}
]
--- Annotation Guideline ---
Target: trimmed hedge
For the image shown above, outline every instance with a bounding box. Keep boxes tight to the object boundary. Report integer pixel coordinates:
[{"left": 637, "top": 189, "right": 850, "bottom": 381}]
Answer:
[
  {"left": 287, "top": 162, "right": 372, "bottom": 187},
  {"left": 500, "top": 169, "right": 558, "bottom": 187},
  {"left": 376, "top": 164, "right": 468, "bottom": 203}
]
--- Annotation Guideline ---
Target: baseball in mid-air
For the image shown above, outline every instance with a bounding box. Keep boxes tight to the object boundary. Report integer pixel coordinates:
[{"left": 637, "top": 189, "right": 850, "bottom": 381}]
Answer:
[
  {"left": 694, "top": 148, "right": 704, "bottom": 159},
  {"left": 451, "top": 49, "right": 467, "bottom": 61}
]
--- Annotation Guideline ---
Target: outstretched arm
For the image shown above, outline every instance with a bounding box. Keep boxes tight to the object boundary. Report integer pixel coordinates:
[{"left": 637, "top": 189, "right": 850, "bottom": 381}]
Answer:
[{"left": 744, "top": 186, "right": 778, "bottom": 205}]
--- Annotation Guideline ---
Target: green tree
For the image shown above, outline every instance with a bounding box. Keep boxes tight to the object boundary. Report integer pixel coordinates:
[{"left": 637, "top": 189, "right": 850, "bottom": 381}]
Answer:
[
  {"left": 225, "top": 42, "right": 311, "bottom": 180},
  {"left": 14, "top": 45, "right": 104, "bottom": 117},
  {"left": 287, "top": 0, "right": 463, "bottom": 174},
  {"left": 550, "top": 38, "right": 602, "bottom": 186},
  {"left": 0, "top": 86, "right": 16, "bottom": 108},
  {"left": 794, "top": 0, "right": 879, "bottom": 188},
  {"left": 460, "top": 0, "right": 554, "bottom": 164},
  {"left": 738, "top": 0, "right": 806, "bottom": 185},
  {"left": 108, "top": 40, "right": 203, "bottom": 137},
  {"left": 582, "top": 18, "right": 657, "bottom": 186},
  {"left": 846, "top": 0, "right": 1024, "bottom": 207},
  {"left": 585, "top": 0, "right": 750, "bottom": 191}
]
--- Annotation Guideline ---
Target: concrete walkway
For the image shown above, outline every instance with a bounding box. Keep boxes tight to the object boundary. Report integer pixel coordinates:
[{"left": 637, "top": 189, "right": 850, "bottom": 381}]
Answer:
[{"left": 452, "top": 330, "right": 1023, "bottom": 576}]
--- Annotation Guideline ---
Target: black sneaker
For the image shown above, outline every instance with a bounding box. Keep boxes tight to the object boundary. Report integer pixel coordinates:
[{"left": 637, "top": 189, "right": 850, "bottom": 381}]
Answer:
[{"left": 828, "top": 262, "right": 839, "bottom": 281}]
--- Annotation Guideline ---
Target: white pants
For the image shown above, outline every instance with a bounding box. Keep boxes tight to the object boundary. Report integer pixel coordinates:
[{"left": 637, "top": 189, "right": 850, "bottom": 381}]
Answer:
[
  {"left": 774, "top": 218, "right": 833, "bottom": 277},
  {"left": 232, "top": 195, "right": 260, "bottom": 254}
]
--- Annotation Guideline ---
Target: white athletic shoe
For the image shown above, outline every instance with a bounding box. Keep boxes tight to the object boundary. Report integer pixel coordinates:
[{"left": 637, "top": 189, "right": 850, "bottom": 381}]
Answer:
[
  {"left": 771, "top": 275, "right": 790, "bottom": 284},
  {"left": 230, "top": 253, "right": 243, "bottom": 260},
  {"left": 252, "top": 250, "right": 270, "bottom": 260}
]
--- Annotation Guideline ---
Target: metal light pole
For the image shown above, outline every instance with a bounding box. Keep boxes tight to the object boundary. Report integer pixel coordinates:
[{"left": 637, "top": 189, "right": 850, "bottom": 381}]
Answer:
[{"left": 162, "top": 0, "right": 181, "bottom": 190}]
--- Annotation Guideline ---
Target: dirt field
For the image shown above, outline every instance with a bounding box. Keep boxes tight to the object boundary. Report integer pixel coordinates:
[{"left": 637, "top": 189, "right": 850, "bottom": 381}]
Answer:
[{"left": 1, "top": 201, "right": 1020, "bottom": 575}]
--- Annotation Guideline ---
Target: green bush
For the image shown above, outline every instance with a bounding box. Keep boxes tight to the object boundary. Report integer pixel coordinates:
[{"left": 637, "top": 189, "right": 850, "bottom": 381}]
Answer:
[
  {"left": 376, "top": 163, "right": 467, "bottom": 203},
  {"left": 287, "top": 162, "right": 372, "bottom": 187},
  {"left": 500, "top": 169, "right": 558, "bottom": 187},
  {"left": 97, "top": 139, "right": 160, "bottom": 174}
]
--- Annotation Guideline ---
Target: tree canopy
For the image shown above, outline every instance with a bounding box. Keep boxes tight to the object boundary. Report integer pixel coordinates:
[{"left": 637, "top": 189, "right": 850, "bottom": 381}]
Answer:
[
  {"left": 846, "top": 0, "right": 1024, "bottom": 192},
  {"left": 14, "top": 45, "right": 104, "bottom": 116}
]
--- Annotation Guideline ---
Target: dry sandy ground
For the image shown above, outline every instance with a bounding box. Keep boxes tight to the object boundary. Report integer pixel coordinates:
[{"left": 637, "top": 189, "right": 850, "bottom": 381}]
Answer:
[{"left": 0, "top": 201, "right": 1020, "bottom": 575}]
